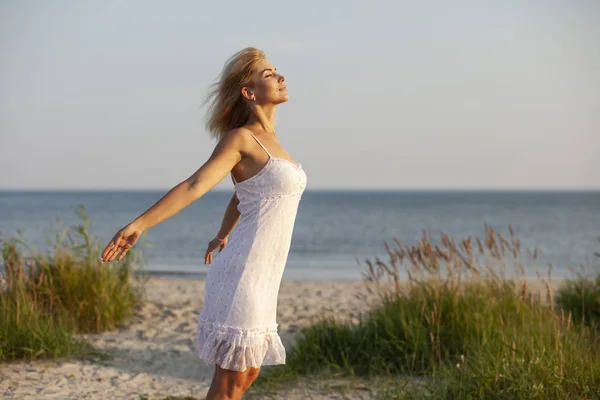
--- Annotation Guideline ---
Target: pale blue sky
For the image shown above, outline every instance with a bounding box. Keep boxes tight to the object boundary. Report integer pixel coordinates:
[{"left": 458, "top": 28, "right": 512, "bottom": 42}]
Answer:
[{"left": 1, "top": 0, "right": 599, "bottom": 190}]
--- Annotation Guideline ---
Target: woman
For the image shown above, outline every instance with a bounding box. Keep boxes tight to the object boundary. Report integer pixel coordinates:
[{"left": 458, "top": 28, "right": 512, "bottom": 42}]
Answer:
[{"left": 101, "top": 47, "right": 307, "bottom": 399}]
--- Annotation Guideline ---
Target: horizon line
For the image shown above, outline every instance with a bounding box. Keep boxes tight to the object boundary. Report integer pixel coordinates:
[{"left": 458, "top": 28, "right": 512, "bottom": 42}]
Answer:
[{"left": 1, "top": 187, "right": 599, "bottom": 193}]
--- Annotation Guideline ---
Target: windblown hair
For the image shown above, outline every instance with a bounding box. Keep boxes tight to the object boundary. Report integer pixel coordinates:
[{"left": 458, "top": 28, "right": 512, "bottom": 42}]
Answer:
[{"left": 204, "top": 47, "right": 266, "bottom": 140}]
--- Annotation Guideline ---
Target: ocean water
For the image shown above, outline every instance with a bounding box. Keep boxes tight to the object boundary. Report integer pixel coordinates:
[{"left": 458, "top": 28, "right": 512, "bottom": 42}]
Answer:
[{"left": 0, "top": 190, "right": 598, "bottom": 281}]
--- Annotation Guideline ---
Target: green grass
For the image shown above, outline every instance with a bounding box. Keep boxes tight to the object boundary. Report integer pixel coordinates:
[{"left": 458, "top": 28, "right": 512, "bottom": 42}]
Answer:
[
  {"left": 557, "top": 274, "right": 600, "bottom": 327},
  {"left": 556, "top": 241, "right": 600, "bottom": 328},
  {"left": 0, "top": 206, "right": 146, "bottom": 361},
  {"left": 255, "top": 225, "right": 600, "bottom": 399}
]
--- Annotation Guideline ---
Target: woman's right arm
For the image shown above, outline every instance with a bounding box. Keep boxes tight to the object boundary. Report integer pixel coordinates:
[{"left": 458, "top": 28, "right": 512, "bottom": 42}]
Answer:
[{"left": 102, "top": 129, "right": 246, "bottom": 262}]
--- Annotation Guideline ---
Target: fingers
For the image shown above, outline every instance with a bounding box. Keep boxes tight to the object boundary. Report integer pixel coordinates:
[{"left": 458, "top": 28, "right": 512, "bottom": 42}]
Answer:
[
  {"left": 204, "top": 242, "right": 212, "bottom": 264},
  {"left": 117, "top": 244, "right": 132, "bottom": 261},
  {"left": 103, "top": 244, "right": 121, "bottom": 262},
  {"left": 204, "top": 238, "right": 228, "bottom": 264},
  {"left": 204, "top": 236, "right": 230, "bottom": 265},
  {"left": 102, "top": 231, "right": 135, "bottom": 263},
  {"left": 107, "top": 239, "right": 126, "bottom": 261},
  {"left": 103, "top": 239, "right": 121, "bottom": 262},
  {"left": 102, "top": 242, "right": 115, "bottom": 261},
  {"left": 205, "top": 246, "right": 213, "bottom": 265},
  {"left": 106, "top": 242, "right": 133, "bottom": 262},
  {"left": 102, "top": 233, "right": 120, "bottom": 261}
]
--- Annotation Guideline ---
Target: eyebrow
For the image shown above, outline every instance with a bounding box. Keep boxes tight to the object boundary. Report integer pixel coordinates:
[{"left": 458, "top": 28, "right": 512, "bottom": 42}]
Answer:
[{"left": 261, "top": 68, "right": 276, "bottom": 76}]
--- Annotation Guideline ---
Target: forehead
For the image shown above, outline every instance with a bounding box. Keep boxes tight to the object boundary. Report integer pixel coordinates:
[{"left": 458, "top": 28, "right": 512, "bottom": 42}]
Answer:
[{"left": 253, "top": 58, "right": 275, "bottom": 75}]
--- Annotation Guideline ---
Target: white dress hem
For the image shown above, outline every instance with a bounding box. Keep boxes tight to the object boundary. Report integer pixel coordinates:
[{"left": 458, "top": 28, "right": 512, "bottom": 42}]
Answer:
[{"left": 196, "top": 317, "right": 287, "bottom": 371}]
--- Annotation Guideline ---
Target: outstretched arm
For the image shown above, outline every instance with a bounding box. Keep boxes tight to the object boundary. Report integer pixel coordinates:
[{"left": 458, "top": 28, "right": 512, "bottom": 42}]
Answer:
[{"left": 102, "top": 129, "right": 245, "bottom": 262}]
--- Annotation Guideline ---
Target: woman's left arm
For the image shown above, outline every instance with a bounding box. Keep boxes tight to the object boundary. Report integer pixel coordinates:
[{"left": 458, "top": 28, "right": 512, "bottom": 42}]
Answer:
[
  {"left": 216, "top": 192, "right": 240, "bottom": 240},
  {"left": 205, "top": 192, "right": 240, "bottom": 264}
]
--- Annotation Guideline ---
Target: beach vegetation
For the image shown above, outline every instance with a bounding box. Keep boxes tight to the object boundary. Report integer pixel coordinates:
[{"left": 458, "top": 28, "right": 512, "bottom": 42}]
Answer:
[
  {"left": 0, "top": 206, "right": 145, "bottom": 361},
  {"left": 255, "top": 226, "right": 600, "bottom": 399},
  {"left": 555, "top": 238, "right": 600, "bottom": 328}
]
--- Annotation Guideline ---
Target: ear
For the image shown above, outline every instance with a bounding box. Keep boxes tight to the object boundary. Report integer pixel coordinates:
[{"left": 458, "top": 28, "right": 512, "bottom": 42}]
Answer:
[{"left": 241, "top": 87, "right": 255, "bottom": 101}]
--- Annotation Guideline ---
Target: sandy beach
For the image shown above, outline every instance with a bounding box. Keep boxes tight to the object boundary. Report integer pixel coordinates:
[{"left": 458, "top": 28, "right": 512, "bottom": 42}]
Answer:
[
  {"left": 0, "top": 277, "right": 386, "bottom": 400},
  {"left": 0, "top": 275, "right": 564, "bottom": 400}
]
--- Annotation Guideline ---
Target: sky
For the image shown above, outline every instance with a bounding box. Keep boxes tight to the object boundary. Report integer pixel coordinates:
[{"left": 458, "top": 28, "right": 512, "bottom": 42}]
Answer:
[{"left": 1, "top": 0, "right": 599, "bottom": 191}]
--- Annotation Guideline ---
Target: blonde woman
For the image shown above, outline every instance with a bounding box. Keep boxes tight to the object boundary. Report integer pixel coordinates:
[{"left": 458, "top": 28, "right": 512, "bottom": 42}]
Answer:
[{"left": 101, "top": 47, "right": 307, "bottom": 399}]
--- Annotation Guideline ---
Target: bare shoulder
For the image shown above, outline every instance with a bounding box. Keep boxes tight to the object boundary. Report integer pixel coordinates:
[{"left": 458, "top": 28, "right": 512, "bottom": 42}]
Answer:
[{"left": 218, "top": 127, "right": 253, "bottom": 155}]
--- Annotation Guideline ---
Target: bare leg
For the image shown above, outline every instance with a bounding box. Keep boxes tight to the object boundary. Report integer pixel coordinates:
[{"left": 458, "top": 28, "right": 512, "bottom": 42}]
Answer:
[{"left": 205, "top": 364, "right": 261, "bottom": 400}]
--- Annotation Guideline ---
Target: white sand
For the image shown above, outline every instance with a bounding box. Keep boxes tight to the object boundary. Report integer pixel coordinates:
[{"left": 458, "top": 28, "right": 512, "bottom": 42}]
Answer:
[{"left": 0, "top": 278, "right": 384, "bottom": 400}]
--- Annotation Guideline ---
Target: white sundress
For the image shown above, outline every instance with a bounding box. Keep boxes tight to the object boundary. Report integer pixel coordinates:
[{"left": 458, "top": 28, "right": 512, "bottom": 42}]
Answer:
[{"left": 196, "top": 128, "right": 308, "bottom": 371}]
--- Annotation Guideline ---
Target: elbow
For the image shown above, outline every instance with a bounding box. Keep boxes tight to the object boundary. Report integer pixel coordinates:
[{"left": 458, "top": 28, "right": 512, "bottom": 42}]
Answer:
[{"left": 184, "top": 179, "right": 205, "bottom": 201}]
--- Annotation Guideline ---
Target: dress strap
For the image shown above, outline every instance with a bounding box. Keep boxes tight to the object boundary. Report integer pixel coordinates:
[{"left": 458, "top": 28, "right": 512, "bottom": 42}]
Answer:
[
  {"left": 243, "top": 128, "right": 273, "bottom": 158},
  {"left": 231, "top": 128, "right": 273, "bottom": 185}
]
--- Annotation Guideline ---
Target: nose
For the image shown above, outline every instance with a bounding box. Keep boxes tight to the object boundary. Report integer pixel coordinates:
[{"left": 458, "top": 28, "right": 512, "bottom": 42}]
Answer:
[{"left": 278, "top": 73, "right": 285, "bottom": 83}]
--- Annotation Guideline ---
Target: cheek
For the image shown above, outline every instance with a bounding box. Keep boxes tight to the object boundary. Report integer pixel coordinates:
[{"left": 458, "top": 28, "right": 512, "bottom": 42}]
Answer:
[
  {"left": 256, "top": 82, "right": 276, "bottom": 95},
  {"left": 256, "top": 80, "right": 280, "bottom": 97},
  {"left": 267, "top": 81, "right": 280, "bottom": 92}
]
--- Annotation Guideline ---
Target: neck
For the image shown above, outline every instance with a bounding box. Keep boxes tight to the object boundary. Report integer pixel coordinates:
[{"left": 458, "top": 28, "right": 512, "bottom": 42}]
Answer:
[{"left": 246, "top": 104, "right": 277, "bottom": 134}]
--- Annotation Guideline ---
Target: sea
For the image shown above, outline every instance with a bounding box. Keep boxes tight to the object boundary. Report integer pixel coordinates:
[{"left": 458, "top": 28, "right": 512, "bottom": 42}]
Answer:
[{"left": 1, "top": 190, "right": 598, "bottom": 281}]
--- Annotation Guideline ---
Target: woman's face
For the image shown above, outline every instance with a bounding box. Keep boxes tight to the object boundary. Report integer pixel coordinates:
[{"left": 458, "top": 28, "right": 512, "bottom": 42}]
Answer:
[{"left": 245, "top": 58, "right": 288, "bottom": 105}]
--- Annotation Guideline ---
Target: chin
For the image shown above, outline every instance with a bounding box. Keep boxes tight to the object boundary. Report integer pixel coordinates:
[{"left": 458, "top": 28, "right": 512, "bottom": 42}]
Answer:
[{"left": 274, "top": 95, "right": 290, "bottom": 105}]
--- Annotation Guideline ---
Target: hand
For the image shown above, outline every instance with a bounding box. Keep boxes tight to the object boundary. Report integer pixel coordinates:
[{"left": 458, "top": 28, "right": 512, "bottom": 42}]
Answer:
[
  {"left": 205, "top": 236, "right": 228, "bottom": 265},
  {"left": 101, "top": 223, "right": 143, "bottom": 262}
]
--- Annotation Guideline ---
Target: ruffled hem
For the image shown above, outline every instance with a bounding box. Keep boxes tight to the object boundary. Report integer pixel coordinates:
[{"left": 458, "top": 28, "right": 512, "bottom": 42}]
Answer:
[{"left": 196, "top": 317, "right": 286, "bottom": 371}]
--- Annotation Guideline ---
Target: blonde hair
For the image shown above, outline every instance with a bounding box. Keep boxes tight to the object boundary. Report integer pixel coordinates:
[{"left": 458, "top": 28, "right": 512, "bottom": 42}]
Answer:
[{"left": 204, "top": 47, "right": 266, "bottom": 140}]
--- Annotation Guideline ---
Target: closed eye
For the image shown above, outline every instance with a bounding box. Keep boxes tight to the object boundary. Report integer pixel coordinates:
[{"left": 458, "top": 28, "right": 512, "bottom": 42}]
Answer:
[{"left": 263, "top": 68, "right": 276, "bottom": 78}]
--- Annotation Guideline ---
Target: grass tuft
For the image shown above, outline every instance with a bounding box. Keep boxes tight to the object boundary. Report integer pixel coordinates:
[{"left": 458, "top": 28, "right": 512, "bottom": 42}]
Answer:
[
  {"left": 556, "top": 237, "right": 600, "bottom": 328},
  {"left": 0, "top": 206, "right": 145, "bottom": 361}
]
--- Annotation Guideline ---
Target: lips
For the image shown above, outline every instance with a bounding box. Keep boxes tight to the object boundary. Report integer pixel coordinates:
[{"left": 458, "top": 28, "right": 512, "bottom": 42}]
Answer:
[{"left": 280, "top": 86, "right": 287, "bottom": 91}]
